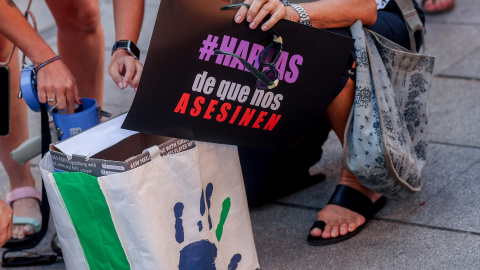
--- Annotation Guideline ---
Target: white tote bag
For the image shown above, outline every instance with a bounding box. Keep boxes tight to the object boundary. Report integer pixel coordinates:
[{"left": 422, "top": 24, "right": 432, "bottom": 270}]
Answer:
[{"left": 98, "top": 142, "right": 260, "bottom": 270}]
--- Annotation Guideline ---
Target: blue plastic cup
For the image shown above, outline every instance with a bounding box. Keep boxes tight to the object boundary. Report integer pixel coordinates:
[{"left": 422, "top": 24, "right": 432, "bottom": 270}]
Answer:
[{"left": 51, "top": 98, "right": 100, "bottom": 140}]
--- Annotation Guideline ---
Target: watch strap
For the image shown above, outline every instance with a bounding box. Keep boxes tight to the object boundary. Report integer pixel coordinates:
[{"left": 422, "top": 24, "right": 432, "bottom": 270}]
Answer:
[
  {"left": 111, "top": 40, "right": 140, "bottom": 60},
  {"left": 285, "top": 2, "right": 312, "bottom": 26}
]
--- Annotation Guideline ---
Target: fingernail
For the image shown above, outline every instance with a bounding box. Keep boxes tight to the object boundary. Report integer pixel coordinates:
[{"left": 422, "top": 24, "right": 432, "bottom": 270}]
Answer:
[
  {"left": 261, "top": 24, "right": 268, "bottom": 31},
  {"left": 249, "top": 21, "right": 256, "bottom": 29},
  {"left": 235, "top": 16, "right": 242, "bottom": 23},
  {"left": 247, "top": 15, "right": 252, "bottom": 22},
  {"left": 118, "top": 82, "right": 124, "bottom": 89},
  {"left": 78, "top": 99, "right": 82, "bottom": 104},
  {"left": 134, "top": 87, "right": 138, "bottom": 92}
]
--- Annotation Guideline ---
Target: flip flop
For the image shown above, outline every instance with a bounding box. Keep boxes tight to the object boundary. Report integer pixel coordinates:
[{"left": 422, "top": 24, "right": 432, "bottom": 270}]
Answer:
[
  {"left": 3, "top": 187, "right": 42, "bottom": 249},
  {"left": 307, "top": 185, "right": 386, "bottom": 246},
  {"left": 422, "top": 0, "right": 455, "bottom": 14}
]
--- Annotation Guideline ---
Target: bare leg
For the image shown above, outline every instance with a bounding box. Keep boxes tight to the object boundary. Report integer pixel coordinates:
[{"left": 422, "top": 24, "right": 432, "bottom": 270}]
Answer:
[
  {"left": 45, "top": 0, "right": 105, "bottom": 107},
  {"left": 0, "top": 34, "right": 42, "bottom": 240},
  {"left": 310, "top": 71, "right": 383, "bottom": 239}
]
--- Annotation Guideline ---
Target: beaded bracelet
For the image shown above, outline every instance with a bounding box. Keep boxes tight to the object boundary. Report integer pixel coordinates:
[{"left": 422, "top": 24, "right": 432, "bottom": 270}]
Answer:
[{"left": 35, "top": 55, "right": 62, "bottom": 73}]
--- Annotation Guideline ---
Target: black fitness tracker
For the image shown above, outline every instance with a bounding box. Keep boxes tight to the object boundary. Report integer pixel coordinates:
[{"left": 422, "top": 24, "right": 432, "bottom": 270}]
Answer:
[{"left": 111, "top": 40, "right": 140, "bottom": 60}]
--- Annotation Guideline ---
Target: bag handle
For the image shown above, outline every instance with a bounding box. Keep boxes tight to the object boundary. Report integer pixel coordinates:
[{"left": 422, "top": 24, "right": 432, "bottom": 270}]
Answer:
[{"left": 395, "top": 0, "right": 426, "bottom": 53}]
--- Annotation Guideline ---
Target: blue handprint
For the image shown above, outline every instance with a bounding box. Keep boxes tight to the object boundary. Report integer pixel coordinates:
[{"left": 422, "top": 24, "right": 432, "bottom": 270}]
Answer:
[{"left": 174, "top": 183, "right": 242, "bottom": 270}]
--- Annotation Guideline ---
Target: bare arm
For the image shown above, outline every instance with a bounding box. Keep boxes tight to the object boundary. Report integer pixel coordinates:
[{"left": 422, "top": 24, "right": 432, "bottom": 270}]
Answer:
[
  {"left": 0, "top": 0, "right": 55, "bottom": 64},
  {"left": 0, "top": 0, "right": 80, "bottom": 113},
  {"left": 290, "top": 0, "right": 377, "bottom": 29},
  {"left": 109, "top": 0, "right": 145, "bottom": 91},
  {"left": 235, "top": 0, "right": 377, "bottom": 31}
]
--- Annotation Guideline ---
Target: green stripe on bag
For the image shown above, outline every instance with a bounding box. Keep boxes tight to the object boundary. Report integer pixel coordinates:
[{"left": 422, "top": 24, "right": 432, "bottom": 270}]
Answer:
[{"left": 53, "top": 172, "right": 130, "bottom": 270}]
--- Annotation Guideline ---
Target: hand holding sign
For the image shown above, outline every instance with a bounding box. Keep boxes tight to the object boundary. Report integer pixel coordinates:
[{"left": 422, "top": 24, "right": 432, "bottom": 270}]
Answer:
[
  {"left": 123, "top": 0, "right": 354, "bottom": 149},
  {"left": 233, "top": 0, "right": 289, "bottom": 31}
]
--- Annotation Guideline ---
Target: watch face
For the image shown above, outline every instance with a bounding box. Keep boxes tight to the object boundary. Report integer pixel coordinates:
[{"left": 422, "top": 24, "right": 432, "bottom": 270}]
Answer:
[
  {"left": 112, "top": 40, "right": 140, "bottom": 59},
  {"left": 127, "top": 41, "right": 141, "bottom": 59}
]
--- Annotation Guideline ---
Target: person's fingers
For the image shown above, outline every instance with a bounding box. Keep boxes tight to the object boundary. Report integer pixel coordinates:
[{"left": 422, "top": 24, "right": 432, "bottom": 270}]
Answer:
[
  {"left": 45, "top": 81, "right": 59, "bottom": 109},
  {"left": 121, "top": 58, "right": 136, "bottom": 89},
  {"left": 234, "top": 1, "right": 250, "bottom": 23},
  {"left": 130, "top": 61, "right": 144, "bottom": 90},
  {"left": 260, "top": 6, "right": 285, "bottom": 31},
  {"left": 65, "top": 82, "right": 77, "bottom": 114},
  {"left": 36, "top": 74, "right": 48, "bottom": 104},
  {"left": 54, "top": 85, "right": 67, "bottom": 112},
  {"left": 108, "top": 59, "right": 125, "bottom": 90},
  {"left": 74, "top": 83, "right": 81, "bottom": 105},
  {"left": 247, "top": 0, "right": 266, "bottom": 26},
  {"left": 250, "top": 1, "right": 274, "bottom": 29}
]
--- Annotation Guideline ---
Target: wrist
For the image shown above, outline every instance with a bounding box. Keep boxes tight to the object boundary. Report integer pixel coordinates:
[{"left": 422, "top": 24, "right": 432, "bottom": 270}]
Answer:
[
  {"left": 285, "top": 6, "right": 301, "bottom": 23},
  {"left": 112, "top": 48, "right": 130, "bottom": 58},
  {"left": 285, "top": 2, "right": 312, "bottom": 26},
  {"left": 31, "top": 50, "right": 57, "bottom": 67},
  {"left": 112, "top": 40, "right": 140, "bottom": 60}
]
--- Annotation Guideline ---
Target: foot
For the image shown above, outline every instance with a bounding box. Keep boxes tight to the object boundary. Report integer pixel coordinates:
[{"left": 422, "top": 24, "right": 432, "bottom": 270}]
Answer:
[
  {"left": 422, "top": 0, "right": 455, "bottom": 14},
  {"left": 11, "top": 197, "right": 42, "bottom": 240},
  {"left": 310, "top": 169, "right": 383, "bottom": 240}
]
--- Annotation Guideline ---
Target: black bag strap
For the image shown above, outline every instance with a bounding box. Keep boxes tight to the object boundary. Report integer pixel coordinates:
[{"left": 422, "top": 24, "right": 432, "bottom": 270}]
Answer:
[
  {"left": 395, "top": 0, "right": 426, "bottom": 52},
  {"left": 2, "top": 104, "right": 59, "bottom": 267}
]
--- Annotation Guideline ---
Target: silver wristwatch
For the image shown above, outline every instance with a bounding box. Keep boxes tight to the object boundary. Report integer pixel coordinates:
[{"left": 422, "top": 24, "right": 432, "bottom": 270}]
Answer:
[{"left": 285, "top": 2, "right": 312, "bottom": 26}]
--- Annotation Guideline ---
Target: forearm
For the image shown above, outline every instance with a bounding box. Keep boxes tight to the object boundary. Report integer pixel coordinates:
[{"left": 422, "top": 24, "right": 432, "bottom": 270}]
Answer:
[
  {"left": 287, "top": 0, "right": 377, "bottom": 29},
  {"left": 112, "top": 0, "right": 145, "bottom": 43},
  {"left": 0, "top": 0, "right": 56, "bottom": 65}
]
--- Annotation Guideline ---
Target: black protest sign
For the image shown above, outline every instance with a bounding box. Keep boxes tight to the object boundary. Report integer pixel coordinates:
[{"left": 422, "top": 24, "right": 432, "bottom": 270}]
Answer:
[{"left": 122, "top": 0, "right": 354, "bottom": 149}]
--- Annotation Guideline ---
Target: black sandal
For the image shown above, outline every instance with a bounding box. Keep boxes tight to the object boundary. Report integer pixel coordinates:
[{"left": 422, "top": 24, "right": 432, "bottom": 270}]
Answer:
[{"left": 307, "top": 185, "right": 386, "bottom": 246}]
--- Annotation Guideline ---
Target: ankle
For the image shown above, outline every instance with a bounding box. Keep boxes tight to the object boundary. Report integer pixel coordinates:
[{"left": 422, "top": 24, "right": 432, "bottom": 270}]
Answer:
[{"left": 338, "top": 169, "right": 382, "bottom": 202}]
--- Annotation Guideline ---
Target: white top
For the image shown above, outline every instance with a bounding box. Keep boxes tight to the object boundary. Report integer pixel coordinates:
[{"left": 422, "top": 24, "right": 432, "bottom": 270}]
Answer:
[{"left": 376, "top": 0, "right": 391, "bottom": 9}]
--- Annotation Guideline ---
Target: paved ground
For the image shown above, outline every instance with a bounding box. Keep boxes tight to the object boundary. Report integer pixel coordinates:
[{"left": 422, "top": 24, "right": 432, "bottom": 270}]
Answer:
[{"left": 1, "top": 0, "right": 479, "bottom": 269}]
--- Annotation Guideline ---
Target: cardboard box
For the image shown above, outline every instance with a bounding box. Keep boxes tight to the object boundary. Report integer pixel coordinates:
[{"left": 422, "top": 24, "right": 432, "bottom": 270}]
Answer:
[{"left": 50, "top": 113, "right": 196, "bottom": 177}]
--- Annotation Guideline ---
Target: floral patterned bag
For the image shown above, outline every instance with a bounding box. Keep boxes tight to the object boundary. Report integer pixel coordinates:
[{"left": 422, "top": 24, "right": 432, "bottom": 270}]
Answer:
[{"left": 342, "top": 20, "right": 435, "bottom": 199}]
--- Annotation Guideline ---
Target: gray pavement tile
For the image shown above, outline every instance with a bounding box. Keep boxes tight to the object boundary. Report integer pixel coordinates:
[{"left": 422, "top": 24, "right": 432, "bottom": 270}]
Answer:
[
  {"left": 439, "top": 47, "right": 480, "bottom": 80},
  {"left": 0, "top": 165, "right": 65, "bottom": 270},
  {"left": 379, "top": 143, "right": 480, "bottom": 220},
  {"left": 276, "top": 141, "right": 480, "bottom": 221},
  {"left": 405, "top": 159, "right": 480, "bottom": 233},
  {"left": 427, "top": 77, "right": 480, "bottom": 147},
  {"left": 423, "top": 0, "right": 480, "bottom": 25},
  {"left": 250, "top": 204, "right": 480, "bottom": 270},
  {"left": 424, "top": 22, "right": 480, "bottom": 74}
]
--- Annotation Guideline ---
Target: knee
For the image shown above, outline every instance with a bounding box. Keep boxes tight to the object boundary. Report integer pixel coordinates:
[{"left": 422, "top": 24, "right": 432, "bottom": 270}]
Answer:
[{"left": 55, "top": 4, "right": 101, "bottom": 34}]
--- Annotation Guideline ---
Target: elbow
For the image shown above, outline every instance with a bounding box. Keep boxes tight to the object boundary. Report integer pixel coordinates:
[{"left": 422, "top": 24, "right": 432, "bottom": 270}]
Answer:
[{"left": 362, "top": 1, "right": 378, "bottom": 26}]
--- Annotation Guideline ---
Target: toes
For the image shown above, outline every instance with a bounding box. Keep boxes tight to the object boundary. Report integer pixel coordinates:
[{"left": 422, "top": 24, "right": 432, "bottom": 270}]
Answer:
[
  {"left": 23, "top": 224, "right": 35, "bottom": 236},
  {"left": 339, "top": 223, "right": 349, "bottom": 235},
  {"left": 348, "top": 222, "right": 359, "bottom": 233},
  {"left": 321, "top": 224, "right": 333, "bottom": 238},
  {"left": 310, "top": 227, "right": 322, "bottom": 237},
  {"left": 330, "top": 224, "right": 340, "bottom": 238},
  {"left": 12, "top": 225, "right": 25, "bottom": 240}
]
